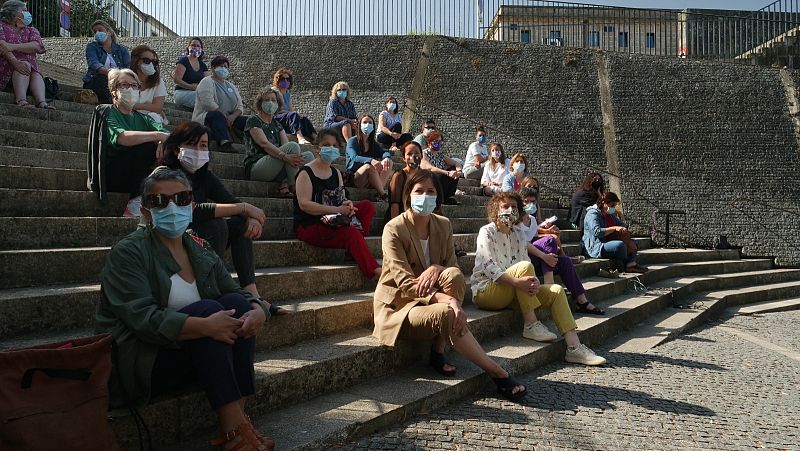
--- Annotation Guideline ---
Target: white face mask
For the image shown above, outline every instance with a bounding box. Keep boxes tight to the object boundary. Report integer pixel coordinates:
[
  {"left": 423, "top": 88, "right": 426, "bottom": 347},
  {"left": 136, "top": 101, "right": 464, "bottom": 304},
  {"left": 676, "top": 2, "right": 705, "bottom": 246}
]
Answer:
[
  {"left": 140, "top": 63, "right": 156, "bottom": 76},
  {"left": 512, "top": 162, "right": 526, "bottom": 174},
  {"left": 178, "top": 148, "right": 210, "bottom": 173},
  {"left": 116, "top": 88, "right": 140, "bottom": 108}
]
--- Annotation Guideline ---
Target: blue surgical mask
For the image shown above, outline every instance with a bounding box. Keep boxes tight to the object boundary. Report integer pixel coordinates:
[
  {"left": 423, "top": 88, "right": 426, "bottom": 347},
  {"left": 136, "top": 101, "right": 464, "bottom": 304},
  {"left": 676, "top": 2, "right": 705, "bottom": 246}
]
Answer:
[
  {"left": 513, "top": 162, "right": 526, "bottom": 173},
  {"left": 214, "top": 67, "right": 229, "bottom": 79},
  {"left": 319, "top": 146, "right": 340, "bottom": 163},
  {"left": 360, "top": 123, "right": 374, "bottom": 135},
  {"left": 336, "top": 89, "right": 347, "bottom": 99},
  {"left": 476, "top": 135, "right": 486, "bottom": 144},
  {"left": 21, "top": 11, "right": 32, "bottom": 26},
  {"left": 149, "top": 202, "right": 192, "bottom": 238},
  {"left": 94, "top": 31, "right": 108, "bottom": 43},
  {"left": 606, "top": 206, "right": 617, "bottom": 215},
  {"left": 387, "top": 102, "right": 397, "bottom": 112},
  {"left": 524, "top": 203, "right": 537, "bottom": 215},
  {"left": 410, "top": 194, "right": 437, "bottom": 216}
]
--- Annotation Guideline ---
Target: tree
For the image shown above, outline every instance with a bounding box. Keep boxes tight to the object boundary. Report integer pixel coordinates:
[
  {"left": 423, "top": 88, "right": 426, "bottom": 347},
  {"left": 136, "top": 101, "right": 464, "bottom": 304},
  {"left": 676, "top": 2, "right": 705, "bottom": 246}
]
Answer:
[{"left": 31, "top": 0, "right": 116, "bottom": 38}]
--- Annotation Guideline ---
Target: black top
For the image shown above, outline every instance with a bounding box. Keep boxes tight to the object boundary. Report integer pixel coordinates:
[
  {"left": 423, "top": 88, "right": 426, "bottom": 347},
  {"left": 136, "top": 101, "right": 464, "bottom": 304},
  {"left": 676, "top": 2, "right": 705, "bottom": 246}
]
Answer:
[
  {"left": 170, "top": 163, "right": 241, "bottom": 224},
  {"left": 569, "top": 188, "right": 597, "bottom": 228},
  {"left": 293, "top": 165, "right": 342, "bottom": 229},
  {"left": 175, "top": 56, "right": 209, "bottom": 90}
]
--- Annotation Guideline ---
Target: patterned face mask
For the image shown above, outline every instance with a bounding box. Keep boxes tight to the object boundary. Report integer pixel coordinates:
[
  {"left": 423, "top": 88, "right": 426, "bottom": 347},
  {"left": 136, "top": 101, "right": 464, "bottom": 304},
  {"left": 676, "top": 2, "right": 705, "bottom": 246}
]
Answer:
[{"left": 498, "top": 207, "right": 519, "bottom": 226}]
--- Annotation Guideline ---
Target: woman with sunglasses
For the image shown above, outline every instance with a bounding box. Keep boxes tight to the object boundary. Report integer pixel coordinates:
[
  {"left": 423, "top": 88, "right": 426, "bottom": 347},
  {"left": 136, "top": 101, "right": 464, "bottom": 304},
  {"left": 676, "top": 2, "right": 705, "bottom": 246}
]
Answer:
[
  {"left": 131, "top": 44, "right": 167, "bottom": 124},
  {"left": 271, "top": 67, "right": 316, "bottom": 145},
  {"left": 158, "top": 120, "right": 289, "bottom": 316},
  {"left": 97, "top": 166, "right": 275, "bottom": 450}
]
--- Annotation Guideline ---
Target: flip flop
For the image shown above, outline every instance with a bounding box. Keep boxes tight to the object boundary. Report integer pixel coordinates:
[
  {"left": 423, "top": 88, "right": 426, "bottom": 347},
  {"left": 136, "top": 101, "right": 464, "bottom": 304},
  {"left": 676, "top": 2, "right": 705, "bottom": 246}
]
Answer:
[
  {"left": 429, "top": 346, "right": 456, "bottom": 376},
  {"left": 492, "top": 375, "right": 527, "bottom": 401}
]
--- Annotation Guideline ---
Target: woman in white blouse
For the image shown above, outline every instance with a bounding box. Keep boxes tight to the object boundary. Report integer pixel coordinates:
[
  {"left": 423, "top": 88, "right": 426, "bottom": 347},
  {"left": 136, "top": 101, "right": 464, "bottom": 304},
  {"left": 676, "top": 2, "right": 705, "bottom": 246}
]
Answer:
[
  {"left": 471, "top": 191, "right": 607, "bottom": 366},
  {"left": 130, "top": 44, "right": 168, "bottom": 124},
  {"left": 480, "top": 142, "right": 509, "bottom": 196}
]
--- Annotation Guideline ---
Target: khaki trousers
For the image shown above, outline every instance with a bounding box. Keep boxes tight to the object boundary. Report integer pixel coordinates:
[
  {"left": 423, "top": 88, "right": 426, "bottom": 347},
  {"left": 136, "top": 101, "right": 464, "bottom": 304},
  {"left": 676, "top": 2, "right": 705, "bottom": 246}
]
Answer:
[{"left": 398, "top": 267, "right": 467, "bottom": 345}]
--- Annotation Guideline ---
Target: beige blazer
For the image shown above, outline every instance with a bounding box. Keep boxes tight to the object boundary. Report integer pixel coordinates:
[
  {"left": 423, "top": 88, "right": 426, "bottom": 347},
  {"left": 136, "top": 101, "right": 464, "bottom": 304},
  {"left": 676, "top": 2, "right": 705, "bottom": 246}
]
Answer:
[{"left": 372, "top": 210, "right": 458, "bottom": 346}]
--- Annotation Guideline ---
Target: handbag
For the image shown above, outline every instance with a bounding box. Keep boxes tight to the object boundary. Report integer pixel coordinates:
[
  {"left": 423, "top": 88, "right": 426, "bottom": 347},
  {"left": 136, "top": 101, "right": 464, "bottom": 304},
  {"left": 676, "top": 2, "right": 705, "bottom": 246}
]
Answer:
[
  {"left": 0, "top": 334, "right": 119, "bottom": 450},
  {"left": 74, "top": 89, "right": 99, "bottom": 105},
  {"left": 319, "top": 186, "right": 363, "bottom": 232}
]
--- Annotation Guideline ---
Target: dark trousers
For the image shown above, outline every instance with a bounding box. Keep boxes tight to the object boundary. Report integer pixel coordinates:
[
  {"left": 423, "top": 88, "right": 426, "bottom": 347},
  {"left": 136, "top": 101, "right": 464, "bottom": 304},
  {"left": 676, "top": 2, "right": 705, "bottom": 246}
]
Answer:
[
  {"left": 83, "top": 73, "right": 113, "bottom": 104},
  {"left": 105, "top": 142, "right": 157, "bottom": 198},
  {"left": 376, "top": 123, "right": 412, "bottom": 149},
  {"left": 435, "top": 172, "right": 459, "bottom": 200},
  {"left": 530, "top": 236, "right": 586, "bottom": 298},
  {"left": 150, "top": 293, "right": 256, "bottom": 410},
  {"left": 275, "top": 111, "right": 316, "bottom": 138},
  {"left": 205, "top": 111, "right": 247, "bottom": 144},
  {"left": 192, "top": 216, "right": 256, "bottom": 287}
]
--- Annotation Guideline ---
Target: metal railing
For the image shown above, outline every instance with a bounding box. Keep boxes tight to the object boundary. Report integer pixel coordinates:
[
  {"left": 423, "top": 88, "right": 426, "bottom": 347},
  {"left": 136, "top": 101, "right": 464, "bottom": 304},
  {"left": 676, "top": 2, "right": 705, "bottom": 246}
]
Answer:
[{"left": 22, "top": 0, "right": 800, "bottom": 67}]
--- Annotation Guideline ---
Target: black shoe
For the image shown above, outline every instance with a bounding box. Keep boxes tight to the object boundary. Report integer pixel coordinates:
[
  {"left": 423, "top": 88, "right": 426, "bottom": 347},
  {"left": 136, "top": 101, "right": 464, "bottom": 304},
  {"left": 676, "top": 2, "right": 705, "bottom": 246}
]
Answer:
[
  {"left": 444, "top": 197, "right": 460, "bottom": 205},
  {"left": 220, "top": 141, "right": 235, "bottom": 153}
]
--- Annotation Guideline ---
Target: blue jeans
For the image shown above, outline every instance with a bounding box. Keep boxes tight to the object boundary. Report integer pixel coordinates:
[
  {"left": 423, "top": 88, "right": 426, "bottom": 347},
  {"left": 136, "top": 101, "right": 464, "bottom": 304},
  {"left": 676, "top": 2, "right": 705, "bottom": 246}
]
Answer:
[
  {"left": 600, "top": 240, "right": 637, "bottom": 267},
  {"left": 173, "top": 89, "right": 197, "bottom": 109},
  {"left": 149, "top": 293, "right": 256, "bottom": 410},
  {"left": 205, "top": 111, "right": 247, "bottom": 144}
]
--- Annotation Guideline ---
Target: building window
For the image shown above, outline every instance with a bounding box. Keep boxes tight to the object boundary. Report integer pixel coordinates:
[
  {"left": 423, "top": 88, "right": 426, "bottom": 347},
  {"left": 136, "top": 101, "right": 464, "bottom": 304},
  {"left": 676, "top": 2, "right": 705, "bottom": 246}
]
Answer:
[
  {"left": 549, "top": 30, "right": 561, "bottom": 39},
  {"left": 520, "top": 30, "right": 531, "bottom": 43},
  {"left": 618, "top": 31, "right": 629, "bottom": 48},
  {"left": 121, "top": 5, "right": 130, "bottom": 32},
  {"left": 588, "top": 31, "right": 600, "bottom": 47},
  {"left": 510, "top": 23, "right": 518, "bottom": 31},
  {"left": 603, "top": 25, "right": 615, "bottom": 33},
  {"left": 110, "top": 2, "right": 116, "bottom": 22},
  {"left": 646, "top": 32, "right": 656, "bottom": 49},
  {"left": 134, "top": 17, "right": 141, "bottom": 36}
]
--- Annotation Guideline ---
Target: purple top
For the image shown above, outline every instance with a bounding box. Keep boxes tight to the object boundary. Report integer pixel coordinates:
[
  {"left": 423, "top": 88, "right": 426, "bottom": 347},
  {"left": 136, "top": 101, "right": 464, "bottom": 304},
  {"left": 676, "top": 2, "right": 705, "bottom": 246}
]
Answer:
[{"left": 0, "top": 22, "right": 43, "bottom": 90}]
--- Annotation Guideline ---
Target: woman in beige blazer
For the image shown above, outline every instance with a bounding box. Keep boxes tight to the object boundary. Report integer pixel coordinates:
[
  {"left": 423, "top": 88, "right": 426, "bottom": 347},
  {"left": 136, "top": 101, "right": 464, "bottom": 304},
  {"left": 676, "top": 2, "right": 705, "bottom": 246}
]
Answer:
[{"left": 373, "top": 169, "right": 526, "bottom": 401}]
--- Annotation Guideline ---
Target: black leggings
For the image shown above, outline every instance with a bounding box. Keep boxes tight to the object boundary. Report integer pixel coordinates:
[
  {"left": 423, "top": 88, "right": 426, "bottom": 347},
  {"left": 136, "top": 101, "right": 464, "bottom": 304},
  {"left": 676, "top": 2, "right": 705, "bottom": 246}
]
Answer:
[
  {"left": 192, "top": 216, "right": 256, "bottom": 287},
  {"left": 150, "top": 293, "right": 256, "bottom": 410},
  {"left": 105, "top": 143, "right": 157, "bottom": 198},
  {"left": 83, "top": 73, "right": 113, "bottom": 104},
  {"left": 435, "top": 172, "right": 459, "bottom": 200},
  {"left": 377, "top": 123, "right": 413, "bottom": 149}
]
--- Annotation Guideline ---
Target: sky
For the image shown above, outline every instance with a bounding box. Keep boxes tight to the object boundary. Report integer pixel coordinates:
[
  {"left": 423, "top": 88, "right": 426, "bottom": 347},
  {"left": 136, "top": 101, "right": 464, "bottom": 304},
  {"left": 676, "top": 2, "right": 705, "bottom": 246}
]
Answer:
[{"left": 129, "top": 0, "right": 777, "bottom": 37}]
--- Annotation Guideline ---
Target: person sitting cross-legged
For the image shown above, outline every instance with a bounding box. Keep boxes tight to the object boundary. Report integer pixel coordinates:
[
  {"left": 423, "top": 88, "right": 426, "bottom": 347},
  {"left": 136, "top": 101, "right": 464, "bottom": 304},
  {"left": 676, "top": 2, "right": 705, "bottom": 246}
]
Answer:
[
  {"left": 472, "top": 191, "right": 607, "bottom": 365},
  {"left": 193, "top": 55, "right": 246, "bottom": 152},
  {"left": 373, "top": 169, "right": 527, "bottom": 401},
  {"left": 96, "top": 166, "right": 275, "bottom": 450}
]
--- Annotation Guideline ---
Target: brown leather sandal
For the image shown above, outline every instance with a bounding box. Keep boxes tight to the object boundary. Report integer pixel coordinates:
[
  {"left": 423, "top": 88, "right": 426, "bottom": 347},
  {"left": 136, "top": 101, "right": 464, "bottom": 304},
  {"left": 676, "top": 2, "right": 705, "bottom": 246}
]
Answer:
[{"left": 210, "top": 421, "right": 274, "bottom": 451}]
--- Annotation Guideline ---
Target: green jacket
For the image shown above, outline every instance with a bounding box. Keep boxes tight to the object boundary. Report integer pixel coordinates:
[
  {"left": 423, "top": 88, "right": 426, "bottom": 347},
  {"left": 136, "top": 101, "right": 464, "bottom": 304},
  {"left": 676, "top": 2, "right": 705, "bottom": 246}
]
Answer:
[{"left": 96, "top": 225, "right": 255, "bottom": 407}]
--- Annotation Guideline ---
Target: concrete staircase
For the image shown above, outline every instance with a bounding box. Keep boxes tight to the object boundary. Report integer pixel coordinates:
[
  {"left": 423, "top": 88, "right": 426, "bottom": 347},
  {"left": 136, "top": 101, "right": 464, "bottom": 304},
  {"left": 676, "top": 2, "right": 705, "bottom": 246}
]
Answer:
[{"left": 2, "top": 81, "right": 800, "bottom": 451}]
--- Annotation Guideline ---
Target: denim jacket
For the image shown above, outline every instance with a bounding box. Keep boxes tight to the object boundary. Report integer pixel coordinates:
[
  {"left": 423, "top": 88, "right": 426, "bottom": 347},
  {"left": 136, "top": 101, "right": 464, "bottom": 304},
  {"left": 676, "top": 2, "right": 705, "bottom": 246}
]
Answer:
[
  {"left": 83, "top": 41, "right": 130, "bottom": 83},
  {"left": 581, "top": 205, "right": 606, "bottom": 258}
]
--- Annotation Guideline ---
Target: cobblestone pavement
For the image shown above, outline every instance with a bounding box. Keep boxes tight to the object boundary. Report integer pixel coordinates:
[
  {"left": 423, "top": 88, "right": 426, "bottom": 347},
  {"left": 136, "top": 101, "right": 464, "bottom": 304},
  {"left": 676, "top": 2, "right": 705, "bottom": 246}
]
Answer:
[{"left": 342, "top": 311, "right": 800, "bottom": 450}]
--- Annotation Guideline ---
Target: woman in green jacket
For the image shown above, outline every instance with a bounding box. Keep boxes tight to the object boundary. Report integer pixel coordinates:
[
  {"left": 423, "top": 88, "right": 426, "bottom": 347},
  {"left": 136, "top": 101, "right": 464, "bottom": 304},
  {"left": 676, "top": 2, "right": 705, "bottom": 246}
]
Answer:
[{"left": 96, "top": 166, "right": 274, "bottom": 450}]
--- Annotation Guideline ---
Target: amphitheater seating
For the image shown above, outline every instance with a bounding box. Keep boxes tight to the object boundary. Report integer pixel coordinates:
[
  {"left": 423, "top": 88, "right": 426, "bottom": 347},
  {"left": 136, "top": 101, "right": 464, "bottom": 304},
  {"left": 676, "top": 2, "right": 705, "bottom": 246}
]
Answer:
[{"left": 2, "top": 77, "right": 800, "bottom": 450}]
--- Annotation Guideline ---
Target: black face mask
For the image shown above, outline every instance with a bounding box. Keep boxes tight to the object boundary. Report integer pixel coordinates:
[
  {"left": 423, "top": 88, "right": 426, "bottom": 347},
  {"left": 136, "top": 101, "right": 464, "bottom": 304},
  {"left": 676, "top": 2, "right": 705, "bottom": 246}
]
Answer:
[
  {"left": 408, "top": 154, "right": 421, "bottom": 169},
  {"left": 591, "top": 179, "right": 604, "bottom": 190}
]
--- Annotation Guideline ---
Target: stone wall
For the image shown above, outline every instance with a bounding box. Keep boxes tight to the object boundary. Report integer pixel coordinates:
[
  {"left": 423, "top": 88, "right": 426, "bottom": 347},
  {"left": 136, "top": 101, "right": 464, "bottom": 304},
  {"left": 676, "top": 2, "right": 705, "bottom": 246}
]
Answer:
[{"left": 40, "top": 36, "right": 800, "bottom": 265}]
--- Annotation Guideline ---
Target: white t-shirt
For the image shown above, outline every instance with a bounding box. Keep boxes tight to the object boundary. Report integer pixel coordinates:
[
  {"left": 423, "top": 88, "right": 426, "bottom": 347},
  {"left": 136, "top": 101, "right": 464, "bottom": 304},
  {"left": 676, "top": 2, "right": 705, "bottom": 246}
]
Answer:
[
  {"left": 419, "top": 238, "right": 431, "bottom": 268},
  {"left": 481, "top": 161, "right": 509, "bottom": 186},
  {"left": 167, "top": 273, "right": 201, "bottom": 310},
  {"left": 465, "top": 142, "right": 487, "bottom": 167},
  {"left": 137, "top": 78, "right": 168, "bottom": 124}
]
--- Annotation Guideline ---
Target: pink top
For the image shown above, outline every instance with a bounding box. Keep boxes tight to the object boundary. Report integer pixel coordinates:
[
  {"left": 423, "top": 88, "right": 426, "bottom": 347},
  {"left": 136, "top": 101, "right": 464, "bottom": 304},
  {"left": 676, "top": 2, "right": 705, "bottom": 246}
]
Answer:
[{"left": 0, "top": 22, "right": 44, "bottom": 90}]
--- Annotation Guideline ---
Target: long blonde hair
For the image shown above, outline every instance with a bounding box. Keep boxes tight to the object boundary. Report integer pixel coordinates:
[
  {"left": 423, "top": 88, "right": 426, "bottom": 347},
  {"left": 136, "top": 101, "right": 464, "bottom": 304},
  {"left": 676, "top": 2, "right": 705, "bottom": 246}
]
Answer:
[
  {"left": 330, "top": 81, "right": 350, "bottom": 100},
  {"left": 488, "top": 142, "right": 505, "bottom": 170}
]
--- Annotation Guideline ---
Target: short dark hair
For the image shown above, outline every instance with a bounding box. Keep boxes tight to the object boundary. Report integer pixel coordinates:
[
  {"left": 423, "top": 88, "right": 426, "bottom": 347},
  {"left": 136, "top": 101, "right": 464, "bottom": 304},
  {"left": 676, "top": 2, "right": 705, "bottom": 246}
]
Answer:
[
  {"left": 519, "top": 187, "right": 539, "bottom": 201},
  {"left": 476, "top": 125, "right": 486, "bottom": 133},
  {"left": 210, "top": 55, "right": 229, "bottom": 68},
  {"left": 402, "top": 169, "right": 443, "bottom": 211},
  {"left": 599, "top": 191, "right": 620, "bottom": 206},
  {"left": 424, "top": 118, "right": 436, "bottom": 127},
  {"left": 316, "top": 128, "right": 342, "bottom": 147}
]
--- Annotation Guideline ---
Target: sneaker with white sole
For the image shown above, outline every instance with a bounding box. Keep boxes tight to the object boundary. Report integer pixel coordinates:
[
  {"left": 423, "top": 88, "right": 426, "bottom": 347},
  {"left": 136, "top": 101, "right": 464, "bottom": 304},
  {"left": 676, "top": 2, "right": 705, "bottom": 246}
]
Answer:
[
  {"left": 565, "top": 343, "right": 607, "bottom": 366},
  {"left": 123, "top": 196, "right": 142, "bottom": 218},
  {"left": 523, "top": 321, "right": 558, "bottom": 342}
]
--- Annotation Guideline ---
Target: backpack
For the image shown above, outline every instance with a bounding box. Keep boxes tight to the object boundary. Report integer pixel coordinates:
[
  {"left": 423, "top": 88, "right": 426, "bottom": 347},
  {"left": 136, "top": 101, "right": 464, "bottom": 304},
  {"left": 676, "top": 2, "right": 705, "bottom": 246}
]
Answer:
[{"left": 43, "top": 77, "right": 60, "bottom": 102}]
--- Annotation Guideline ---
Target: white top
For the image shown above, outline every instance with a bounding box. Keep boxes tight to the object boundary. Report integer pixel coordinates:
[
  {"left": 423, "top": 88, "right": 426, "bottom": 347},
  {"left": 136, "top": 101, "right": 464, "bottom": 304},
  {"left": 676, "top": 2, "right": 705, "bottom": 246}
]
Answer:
[
  {"left": 471, "top": 222, "right": 531, "bottom": 297},
  {"left": 137, "top": 78, "right": 168, "bottom": 124},
  {"left": 168, "top": 273, "right": 201, "bottom": 310},
  {"left": 481, "top": 161, "right": 509, "bottom": 187},
  {"left": 104, "top": 53, "right": 117, "bottom": 69},
  {"left": 419, "top": 238, "right": 431, "bottom": 268},
  {"left": 379, "top": 110, "right": 403, "bottom": 131},
  {"left": 518, "top": 217, "right": 538, "bottom": 243},
  {"left": 464, "top": 142, "right": 487, "bottom": 167}
]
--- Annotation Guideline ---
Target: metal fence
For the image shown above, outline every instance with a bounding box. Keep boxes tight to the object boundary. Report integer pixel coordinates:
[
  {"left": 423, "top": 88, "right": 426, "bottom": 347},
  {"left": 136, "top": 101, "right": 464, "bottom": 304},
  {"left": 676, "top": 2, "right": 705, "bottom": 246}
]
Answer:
[{"left": 23, "top": 0, "right": 800, "bottom": 67}]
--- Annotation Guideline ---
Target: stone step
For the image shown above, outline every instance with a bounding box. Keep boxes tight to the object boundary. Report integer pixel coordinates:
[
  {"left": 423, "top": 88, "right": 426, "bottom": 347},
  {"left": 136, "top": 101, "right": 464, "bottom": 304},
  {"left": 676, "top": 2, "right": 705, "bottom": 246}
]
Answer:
[
  {"left": 0, "top": 188, "right": 493, "bottom": 218},
  {"left": 88, "top": 259, "right": 789, "bottom": 449},
  {"left": 727, "top": 297, "right": 800, "bottom": 315}
]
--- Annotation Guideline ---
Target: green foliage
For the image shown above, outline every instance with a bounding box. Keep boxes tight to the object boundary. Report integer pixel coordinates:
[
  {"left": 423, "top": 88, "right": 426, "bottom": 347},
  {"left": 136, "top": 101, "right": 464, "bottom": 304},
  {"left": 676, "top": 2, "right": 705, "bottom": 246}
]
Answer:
[{"left": 30, "top": 0, "right": 115, "bottom": 38}]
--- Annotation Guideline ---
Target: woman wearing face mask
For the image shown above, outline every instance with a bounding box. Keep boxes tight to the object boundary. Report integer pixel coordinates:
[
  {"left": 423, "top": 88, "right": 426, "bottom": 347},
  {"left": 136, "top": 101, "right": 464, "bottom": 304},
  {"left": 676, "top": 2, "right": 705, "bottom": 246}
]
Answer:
[
  {"left": 130, "top": 45, "right": 167, "bottom": 124},
  {"left": 97, "top": 166, "right": 275, "bottom": 451},
  {"left": 193, "top": 55, "right": 245, "bottom": 152},
  {"left": 158, "top": 121, "right": 290, "bottom": 317},
  {"left": 501, "top": 153, "right": 529, "bottom": 192},
  {"left": 346, "top": 114, "right": 393, "bottom": 201},
  {"left": 172, "top": 37, "right": 210, "bottom": 110},
  {"left": 387, "top": 141, "right": 428, "bottom": 221},
  {"left": 480, "top": 142, "right": 509, "bottom": 196},
  {"left": 272, "top": 67, "right": 317, "bottom": 145},
  {"left": 323, "top": 81, "right": 358, "bottom": 141},
  {"left": 294, "top": 128, "right": 382, "bottom": 280},
  {"left": 413, "top": 118, "right": 436, "bottom": 147},
  {"left": 462, "top": 126, "right": 488, "bottom": 180},
  {"left": 421, "top": 130, "right": 462, "bottom": 205},
  {"left": 0, "top": 1, "right": 52, "bottom": 109},
  {"left": 101, "top": 68, "right": 169, "bottom": 217},
  {"left": 376, "top": 96, "right": 412, "bottom": 150},
  {"left": 583, "top": 191, "right": 648, "bottom": 274},
  {"left": 374, "top": 170, "right": 527, "bottom": 400},
  {"left": 82, "top": 20, "right": 129, "bottom": 104},
  {"left": 471, "top": 192, "right": 607, "bottom": 366},
  {"left": 243, "top": 88, "right": 314, "bottom": 197},
  {"left": 569, "top": 172, "right": 605, "bottom": 229}
]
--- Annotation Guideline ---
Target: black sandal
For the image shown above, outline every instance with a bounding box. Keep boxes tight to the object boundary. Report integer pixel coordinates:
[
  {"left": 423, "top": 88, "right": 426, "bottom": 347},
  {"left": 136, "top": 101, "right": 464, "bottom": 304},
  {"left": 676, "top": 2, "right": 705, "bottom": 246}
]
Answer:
[
  {"left": 429, "top": 346, "right": 456, "bottom": 376},
  {"left": 268, "top": 303, "right": 290, "bottom": 316},
  {"left": 575, "top": 300, "right": 605, "bottom": 315},
  {"left": 492, "top": 376, "right": 527, "bottom": 401}
]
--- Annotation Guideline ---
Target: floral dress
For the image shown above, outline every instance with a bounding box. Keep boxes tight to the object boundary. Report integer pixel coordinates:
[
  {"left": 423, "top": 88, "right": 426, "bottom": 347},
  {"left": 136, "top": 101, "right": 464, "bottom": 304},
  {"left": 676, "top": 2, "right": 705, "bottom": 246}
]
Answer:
[
  {"left": 0, "top": 22, "right": 43, "bottom": 90},
  {"left": 470, "top": 222, "right": 531, "bottom": 298}
]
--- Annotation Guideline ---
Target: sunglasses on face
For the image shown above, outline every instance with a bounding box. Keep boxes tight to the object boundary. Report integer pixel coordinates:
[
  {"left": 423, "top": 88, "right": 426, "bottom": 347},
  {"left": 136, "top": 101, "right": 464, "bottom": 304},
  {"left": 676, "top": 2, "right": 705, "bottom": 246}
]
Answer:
[
  {"left": 144, "top": 191, "right": 193, "bottom": 209},
  {"left": 280, "top": 76, "right": 292, "bottom": 81},
  {"left": 140, "top": 57, "right": 159, "bottom": 66}
]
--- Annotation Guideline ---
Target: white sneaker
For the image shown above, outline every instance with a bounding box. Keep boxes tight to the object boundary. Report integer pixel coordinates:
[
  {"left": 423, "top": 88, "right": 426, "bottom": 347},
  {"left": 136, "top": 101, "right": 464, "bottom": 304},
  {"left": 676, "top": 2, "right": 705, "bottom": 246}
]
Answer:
[
  {"left": 298, "top": 137, "right": 311, "bottom": 145},
  {"left": 123, "top": 196, "right": 142, "bottom": 218},
  {"left": 565, "top": 343, "right": 607, "bottom": 366},
  {"left": 523, "top": 321, "right": 558, "bottom": 342}
]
